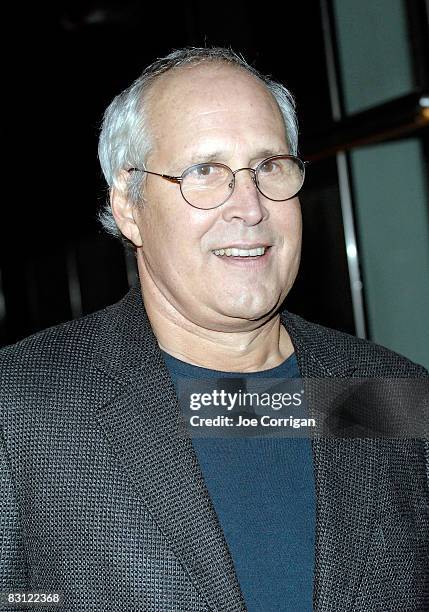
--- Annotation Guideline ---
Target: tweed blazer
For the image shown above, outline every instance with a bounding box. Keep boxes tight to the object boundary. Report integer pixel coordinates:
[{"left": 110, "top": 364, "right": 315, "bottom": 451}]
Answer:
[{"left": 1, "top": 285, "right": 428, "bottom": 611}]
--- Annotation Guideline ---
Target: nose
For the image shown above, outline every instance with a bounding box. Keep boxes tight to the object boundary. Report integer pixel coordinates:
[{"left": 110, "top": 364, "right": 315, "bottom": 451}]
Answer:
[{"left": 221, "top": 168, "right": 268, "bottom": 225}]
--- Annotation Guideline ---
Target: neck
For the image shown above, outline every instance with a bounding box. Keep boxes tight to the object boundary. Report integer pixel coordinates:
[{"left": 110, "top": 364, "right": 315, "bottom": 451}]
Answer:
[
  {"left": 137, "top": 264, "right": 294, "bottom": 374},
  {"left": 150, "top": 305, "right": 292, "bottom": 372}
]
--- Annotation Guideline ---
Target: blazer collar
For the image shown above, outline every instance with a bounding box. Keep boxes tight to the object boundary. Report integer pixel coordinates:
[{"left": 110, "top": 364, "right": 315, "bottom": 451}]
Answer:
[
  {"left": 94, "top": 285, "right": 358, "bottom": 384},
  {"left": 93, "top": 286, "right": 377, "bottom": 611},
  {"left": 280, "top": 309, "right": 359, "bottom": 377}
]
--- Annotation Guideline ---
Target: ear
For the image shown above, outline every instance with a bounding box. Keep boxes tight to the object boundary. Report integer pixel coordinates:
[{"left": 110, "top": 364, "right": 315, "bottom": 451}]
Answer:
[{"left": 110, "top": 173, "right": 143, "bottom": 248}]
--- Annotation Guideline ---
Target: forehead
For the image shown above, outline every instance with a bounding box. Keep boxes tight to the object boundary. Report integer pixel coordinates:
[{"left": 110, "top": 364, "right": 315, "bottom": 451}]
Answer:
[{"left": 145, "top": 63, "right": 287, "bottom": 158}]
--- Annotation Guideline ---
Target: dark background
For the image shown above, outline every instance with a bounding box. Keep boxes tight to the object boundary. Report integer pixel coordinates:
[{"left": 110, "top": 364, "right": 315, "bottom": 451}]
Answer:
[{"left": 1, "top": 0, "right": 428, "bottom": 348}]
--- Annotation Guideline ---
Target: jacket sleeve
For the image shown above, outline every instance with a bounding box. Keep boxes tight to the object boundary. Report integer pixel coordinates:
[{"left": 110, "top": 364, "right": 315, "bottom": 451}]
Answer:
[{"left": 0, "top": 430, "right": 28, "bottom": 598}]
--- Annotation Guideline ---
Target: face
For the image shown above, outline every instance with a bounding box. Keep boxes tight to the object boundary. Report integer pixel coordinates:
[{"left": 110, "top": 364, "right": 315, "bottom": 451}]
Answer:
[{"left": 133, "top": 63, "right": 302, "bottom": 331}]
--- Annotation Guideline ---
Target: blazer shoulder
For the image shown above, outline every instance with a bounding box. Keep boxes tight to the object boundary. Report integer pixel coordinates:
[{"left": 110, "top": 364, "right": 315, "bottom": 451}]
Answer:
[
  {"left": 0, "top": 303, "right": 119, "bottom": 406},
  {"left": 1, "top": 307, "right": 107, "bottom": 362},
  {"left": 283, "top": 310, "right": 429, "bottom": 377}
]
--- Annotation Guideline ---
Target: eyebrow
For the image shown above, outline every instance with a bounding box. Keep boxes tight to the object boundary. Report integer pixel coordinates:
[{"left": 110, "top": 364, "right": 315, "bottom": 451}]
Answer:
[{"left": 179, "top": 148, "right": 288, "bottom": 169}]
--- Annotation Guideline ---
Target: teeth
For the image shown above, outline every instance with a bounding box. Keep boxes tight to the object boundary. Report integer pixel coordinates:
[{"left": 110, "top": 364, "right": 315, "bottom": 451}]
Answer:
[{"left": 213, "top": 247, "right": 266, "bottom": 257}]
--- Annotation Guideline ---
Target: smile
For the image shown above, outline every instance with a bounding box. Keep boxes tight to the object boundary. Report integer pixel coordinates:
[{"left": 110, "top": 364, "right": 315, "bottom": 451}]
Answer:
[{"left": 212, "top": 246, "right": 268, "bottom": 257}]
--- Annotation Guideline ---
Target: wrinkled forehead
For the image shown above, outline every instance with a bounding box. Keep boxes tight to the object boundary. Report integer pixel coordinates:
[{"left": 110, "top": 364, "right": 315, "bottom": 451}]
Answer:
[{"left": 144, "top": 62, "right": 286, "bottom": 146}]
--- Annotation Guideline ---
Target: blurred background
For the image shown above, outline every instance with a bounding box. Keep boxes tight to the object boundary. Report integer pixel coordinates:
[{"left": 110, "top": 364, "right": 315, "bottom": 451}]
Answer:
[{"left": 0, "top": 0, "right": 428, "bottom": 368}]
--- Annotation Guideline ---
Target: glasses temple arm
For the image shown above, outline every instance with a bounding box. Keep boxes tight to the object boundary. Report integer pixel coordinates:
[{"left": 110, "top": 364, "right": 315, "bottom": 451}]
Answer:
[{"left": 127, "top": 168, "right": 181, "bottom": 183}]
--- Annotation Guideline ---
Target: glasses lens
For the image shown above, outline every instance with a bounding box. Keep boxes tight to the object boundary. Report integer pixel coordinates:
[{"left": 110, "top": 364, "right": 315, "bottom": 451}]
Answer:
[
  {"left": 181, "top": 163, "right": 233, "bottom": 209},
  {"left": 256, "top": 156, "right": 304, "bottom": 201}
]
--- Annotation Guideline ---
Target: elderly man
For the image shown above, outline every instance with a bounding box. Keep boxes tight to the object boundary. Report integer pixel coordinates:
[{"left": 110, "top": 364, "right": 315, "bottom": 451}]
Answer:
[{"left": 1, "top": 47, "right": 428, "bottom": 612}]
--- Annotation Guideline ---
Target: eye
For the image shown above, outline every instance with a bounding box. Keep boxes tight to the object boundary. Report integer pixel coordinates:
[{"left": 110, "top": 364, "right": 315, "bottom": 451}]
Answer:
[
  {"left": 196, "top": 165, "right": 213, "bottom": 177},
  {"left": 259, "top": 159, "right": 278, "bottom": 174},
  {"left": 185, "top": 163, "right": 229, "bottom": 184},
  {"left": 188, "top": 164, "right": 218, "bottom": 178}
]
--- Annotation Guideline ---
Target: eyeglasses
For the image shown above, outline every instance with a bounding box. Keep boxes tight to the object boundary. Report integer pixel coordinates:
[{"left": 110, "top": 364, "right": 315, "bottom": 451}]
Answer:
[{"left": 128, "top": 155, "right": 306, "bottom": 210}]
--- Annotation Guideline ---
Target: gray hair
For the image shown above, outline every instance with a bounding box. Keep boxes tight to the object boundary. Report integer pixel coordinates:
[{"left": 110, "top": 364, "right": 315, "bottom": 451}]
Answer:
[{"left": 98, "top": 46, "right": 299, "bottom": 243}]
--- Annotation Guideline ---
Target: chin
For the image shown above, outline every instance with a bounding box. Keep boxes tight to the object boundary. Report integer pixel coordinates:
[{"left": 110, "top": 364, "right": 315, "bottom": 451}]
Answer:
[{"left": 215, "top": 294, "right": 281, "bottom": 323}]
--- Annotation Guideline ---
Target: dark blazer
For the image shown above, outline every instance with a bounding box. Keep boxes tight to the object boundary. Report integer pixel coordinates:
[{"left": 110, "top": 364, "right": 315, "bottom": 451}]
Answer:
[{"left": 1, "top": 286, "right": 428, "bottom": 611}]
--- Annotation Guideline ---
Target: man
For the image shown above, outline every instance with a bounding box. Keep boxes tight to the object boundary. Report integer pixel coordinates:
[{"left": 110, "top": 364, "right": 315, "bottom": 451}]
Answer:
[{"left": 1, "top": 47, "right": 428, "bottom": 611}]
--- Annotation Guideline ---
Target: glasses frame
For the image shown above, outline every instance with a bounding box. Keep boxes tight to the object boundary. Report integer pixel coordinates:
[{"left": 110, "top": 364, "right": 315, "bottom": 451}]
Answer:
[{"left": 128, "top": 154, "right": 307, "bottom": 210}]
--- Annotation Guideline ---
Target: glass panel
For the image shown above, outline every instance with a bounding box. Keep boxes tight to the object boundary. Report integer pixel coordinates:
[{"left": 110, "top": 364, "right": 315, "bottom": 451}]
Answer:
[
  {"left": 350, "top": 138, "right": 429, "bottom": 369},
  {"left": 333, "top": 0, "right": 414, "bottom": 114},
  {"left": 287, "top": 157, "right": 355, "bottom": 335}
]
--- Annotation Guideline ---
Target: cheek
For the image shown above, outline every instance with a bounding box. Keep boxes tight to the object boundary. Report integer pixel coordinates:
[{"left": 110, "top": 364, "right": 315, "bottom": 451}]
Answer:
[
  {"left": 276, "top": 206, "right": 302, "bottom": 249},
  {"left": 139, "top": 199, "right": 215, "bottom": 270},
  {"left": 288, "top": 202, "right": 302, "bottom": 242},
  {"left": 141, "top": 194, "right": 174, "bottom": 240}
]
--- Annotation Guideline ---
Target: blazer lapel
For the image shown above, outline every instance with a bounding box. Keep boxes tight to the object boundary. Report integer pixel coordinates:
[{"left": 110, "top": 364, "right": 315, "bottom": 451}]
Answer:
[
  {"left": 282, "top": 311, "right": 380, "bottom": 611},
  {"left": 93, "top": 288, "right": 246, "bottom": 612}
]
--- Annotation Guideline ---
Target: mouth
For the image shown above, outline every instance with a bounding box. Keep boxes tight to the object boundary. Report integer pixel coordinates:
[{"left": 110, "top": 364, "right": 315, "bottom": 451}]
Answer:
[
  {"left": 211, "top": 245, "right": 272, "bottom": 268},
  {"left": 211, "top": 245, "right": 271, "bottom": 258}
]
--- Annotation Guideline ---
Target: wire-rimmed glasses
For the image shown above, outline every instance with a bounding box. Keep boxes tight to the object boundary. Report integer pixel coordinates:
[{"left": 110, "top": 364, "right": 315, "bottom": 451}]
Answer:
[{"left": 128, "top": 155, "right": 306, "bottom": 210}]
